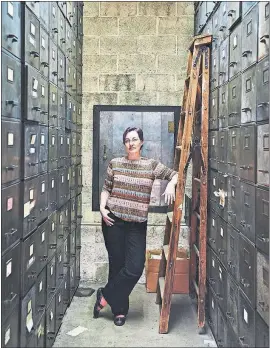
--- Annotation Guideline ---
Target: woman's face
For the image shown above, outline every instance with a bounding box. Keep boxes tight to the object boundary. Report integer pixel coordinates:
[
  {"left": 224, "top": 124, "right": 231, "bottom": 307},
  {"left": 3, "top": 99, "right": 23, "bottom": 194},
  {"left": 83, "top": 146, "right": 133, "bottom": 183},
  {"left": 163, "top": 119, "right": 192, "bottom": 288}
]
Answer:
[{"left": 124, "top": 130, "right": 143, "bottom": 155}]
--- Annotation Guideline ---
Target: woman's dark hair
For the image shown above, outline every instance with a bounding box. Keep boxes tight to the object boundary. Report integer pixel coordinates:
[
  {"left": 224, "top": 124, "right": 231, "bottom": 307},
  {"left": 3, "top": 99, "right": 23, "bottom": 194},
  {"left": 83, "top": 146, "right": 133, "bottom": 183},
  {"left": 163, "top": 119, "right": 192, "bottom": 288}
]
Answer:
[{"left": 122, "top": 127, "right": 144, "bottom": 149}]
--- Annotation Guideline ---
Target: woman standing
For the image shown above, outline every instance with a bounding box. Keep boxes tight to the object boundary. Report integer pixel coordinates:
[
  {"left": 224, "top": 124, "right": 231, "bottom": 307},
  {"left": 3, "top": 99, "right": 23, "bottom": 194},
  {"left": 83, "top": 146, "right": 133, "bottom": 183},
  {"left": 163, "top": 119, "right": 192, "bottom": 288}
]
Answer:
[{"left": 93, "top": 126, "right": 178, "bottom": 326}]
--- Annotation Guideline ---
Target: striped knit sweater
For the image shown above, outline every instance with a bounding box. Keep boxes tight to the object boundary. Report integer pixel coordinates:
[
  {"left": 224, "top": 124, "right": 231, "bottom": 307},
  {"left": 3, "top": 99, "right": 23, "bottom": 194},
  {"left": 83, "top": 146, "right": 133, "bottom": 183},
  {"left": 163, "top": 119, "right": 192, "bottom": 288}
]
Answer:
[{"left": 102, "top": 156, "right": 177, "bottom": 222}]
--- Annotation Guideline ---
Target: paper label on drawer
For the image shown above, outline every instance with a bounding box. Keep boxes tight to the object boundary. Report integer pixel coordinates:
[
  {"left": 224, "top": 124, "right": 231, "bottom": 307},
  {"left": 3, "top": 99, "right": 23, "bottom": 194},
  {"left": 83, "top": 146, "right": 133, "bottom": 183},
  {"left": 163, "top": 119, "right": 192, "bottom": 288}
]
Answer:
[
  {"left": 28, "top": 256, "right": 35, "bottom": 268},
  {"left": 28, "top": 300, "right": 32, "bottom": 313},
  {"left": 51, "top": 179, "right": 55, "bottom": 189},
  {"left": 213, "top": 177, "right": 216, "bottom": 186},
  {"left": 50, "top": 310, "right": 54, "bottom": 320},
  {"left": 52, "top": 5, "right": 56, "bottom": 16},
  {"left": 50, "top": 265, "right": 54, "bottom": 275},
  {"left": 5, "top": 326, "right": 11, "bottom": 345},
  {"left": 211, "top": 299, "right": 214, "bottom": 309},
  {"left": 29, "top": 189, "right": 34, "bottom": 200},
  {"left": 212, "top": 98, "right": 215, "bottom": 106},
  {"left": 61, "top": 174, "right": 64, "bottom": 183},
  {"left": 51, "top": 222, "right": 55, "bottom": 232},
  {"left": 60, "top": 214, "right": 63, "bottom": 223},
  {"left": 7, "top": 197, "right": 13, "bottom": 211},
  {"left": 220, "top": 227, "right": 224, "bottom": 237},
  {"left": 233, "top": 35, "right": 237, "bottom": 48},
  {"left": 41, "top": 85, "right": 45, "bottom": 97},
  {"left": 79, "top": 169, "right": 82, "bottom": 176},
  {"left": 41, "top": 37, "right": 45, "bottom": 49},
  {"left": 73, "top": 40, "right": 76, "bottom": 48},
  {"left": 41, "top": 134, "right": 45, "bottom": 145},
  {"left": 41, "top": 231, "right": 45, "bottom": 242},
  {"left": 73, "top": 170, "right": 75, "bottom": 178},
  {"left": 29, "top": 147, "right": 36, "bottom": 154},
  {"left": 29, "top": 35, "right": 36, "bottom": 47},
  {"left": 219, "top": 267, "right": 222, "bottom": 280},
  {"left": 243, "top": 308, "right": 248, "bottom": 323},
  {"left": 222, "top": 48, "right": 225, "bottom": 59},
  {"left": 24, "top": 201, "right": 31, "bottom": 218},
  {"left": 30, "top": 244, "right": 34, "bottom": 256},
  {"left": 7, "top": 132, "right": 14, "bottom": 146},
  {"left": 7, "top": 2, "right": 14, "bottom": 17},
  {"left": 67, "top": 137, "right": 70, "bottom": 145},
  {"left": 68, "top": 68, "right": 71, "bottom": 76},
  {"left": 52, "top": 135, "right": 55, "bottom": 146},
  {"left": 73, "top": 72, "right": 76, "bottom": 80},
  {"left": 30, "top": 22, "right": 36, "bottom": 36},
  {"left": 67, "top": 173, "right": 70, "bottom": 181},
  {"left": 37, "top": 324, "right": 43, "bottom": 338},
  {"left": 52, "top": 92, "right": 56, "bottom": 102},
  {"left": 41, "top": 182, "right": 45, "bottom": 193},
  {"left": 212, "top": 258, "right": 215, "bottom": 268},
  {"left": 73, "top": 104, "right": 76, "bottom": 112},
  {"left": 26, "top": 312, "right": 33, "bottom": 332},
  {"left": 60, "top": 136, "right": 63, "bottom": 145},
  {"left": 65, "top": 281, "right": 67, "bottom": 289},
  {"left": 7, "top": 67, "right": 14, "bottom": 82},
  {"left": 60, "top": 58, "right": 63, "bottom": 67},
  {"left": 78, "top": 108, "right": 81, "bottom": 115},
  {"left": 60, "top": 97, "right": 63, "bottom": 105},
  {"left": 59, "top": 254, "right": 62, "bottom": 263},
  {"left": 39, "top": 280, "right": 43, "bottom": 292},
  {"left": 6, "top": 259, "right": 12, "bottom": 277},
  {"left": 30, "top": 134, "right": 36, "bottom": 145},
  {"left": 58, "top": 294, "right": 61, "bottom": 303}
]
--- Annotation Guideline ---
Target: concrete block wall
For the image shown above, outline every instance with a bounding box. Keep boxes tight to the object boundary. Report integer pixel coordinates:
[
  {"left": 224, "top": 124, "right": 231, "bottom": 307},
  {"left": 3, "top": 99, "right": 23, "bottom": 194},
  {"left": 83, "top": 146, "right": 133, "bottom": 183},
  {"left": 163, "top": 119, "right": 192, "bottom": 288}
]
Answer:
[{"left": 81, "top": 2, "right": 194, "bottom": 285}]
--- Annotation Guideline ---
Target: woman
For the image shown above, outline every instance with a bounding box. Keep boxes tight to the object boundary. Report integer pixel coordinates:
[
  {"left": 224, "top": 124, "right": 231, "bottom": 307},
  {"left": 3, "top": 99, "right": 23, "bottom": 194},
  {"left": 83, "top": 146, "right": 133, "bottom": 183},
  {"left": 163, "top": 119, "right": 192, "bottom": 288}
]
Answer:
[{"left": 93, "top": 126, "right": 178, "bottom": 326}]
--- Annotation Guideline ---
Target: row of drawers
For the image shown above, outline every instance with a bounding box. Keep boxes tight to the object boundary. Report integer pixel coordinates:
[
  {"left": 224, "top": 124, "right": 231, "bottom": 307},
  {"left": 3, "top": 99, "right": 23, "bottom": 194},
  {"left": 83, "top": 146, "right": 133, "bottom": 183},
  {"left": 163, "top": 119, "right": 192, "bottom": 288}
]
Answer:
[
  {"left": 207, "top": 283, "right": 269, "bottom": 348},
  {"left": 208, "top": 175, "right": 269, "bottom": 249},
  {"left": 209, "top": 57, "right": 269, "bottom": 127},
  {"left": 2, "top": 121, "right": 82, "bottom": 183},
  {"left": 2, "top": 2, "right": 83, "bottom": 66},
  {"left": 209, "top": 124, "right": 269, "bottom": 185},
  {"left": 200, "top": 2, "right": 269, "bottom": 68},
  {"left": 2, "top": 51, "right": 83, "bottom": 121},
  {"left": 1, "top": 256, "right": 80, "bottom": 348},
  {"left": 2, "top": 181, "right": 82, "bottom": 253},
  {"left": 2, "top": 221, "right": 81, "bottom": 324}
]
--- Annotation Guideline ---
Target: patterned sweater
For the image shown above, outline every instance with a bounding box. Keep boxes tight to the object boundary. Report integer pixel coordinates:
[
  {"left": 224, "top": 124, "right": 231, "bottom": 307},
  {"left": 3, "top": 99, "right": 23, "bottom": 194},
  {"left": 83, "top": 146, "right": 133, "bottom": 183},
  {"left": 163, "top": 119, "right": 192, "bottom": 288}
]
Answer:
[{"left": 102, "top": 156, "right": 177, "bottom": 222}]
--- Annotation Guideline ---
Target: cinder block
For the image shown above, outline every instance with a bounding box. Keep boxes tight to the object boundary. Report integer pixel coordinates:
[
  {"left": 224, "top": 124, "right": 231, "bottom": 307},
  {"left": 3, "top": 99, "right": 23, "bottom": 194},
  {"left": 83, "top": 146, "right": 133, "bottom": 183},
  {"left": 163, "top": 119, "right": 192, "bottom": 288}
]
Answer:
[
  {"left": 176, "top": 75, "right": 186, "bottom": 92},
  {"left": 158, "top": 55, "right": 187, "bottom": 74},
  {"left": 83, "top": 2, "right": 99, "bottom": 17},
  {"left": 83, "top": 55, "right": 117, "bottom": 74},
  {"left": 83, "top": 93, "right": 118, "bottom": 110},
  {"left": 95, "top": 226, "right": 104, "bottom": 243},
  {"left": 84, "top": 17, "right": 118, "bottom": 36},
  {"left": 82, "top": 166, "right": 93, "bottom": 187},
  {"left": 118, "top": 92, "right": 157, "bottom": 105},
  {"left": 95, "top": 262, "right": 109, "bottom": 283},
  {"left": 177, "top": 2, "right": 195, "bottom": 16},
  {"left": 95, "top": 242, "right": 108, "bottom": 263},
  {"left": 118, "top": 54, "right": 156, "bottom": 73},
  {"left": 82, "top": 74, "right": 99, "bottom": 93},
  {"left": 82, "top": 37, "right": 99, "bottom": 55},
  {"left": 81, "top": 110, "right": 93, "bottom": 129},
  {"left": 177, "top": 35, "right": 194, "bottom": 55},
  {"left": 158, "top": 92, "right": 183, "bottom": 105},
  {"left": 119, "top": 17, "right": 156, "bottom": 36},
  {"left": 147, "top": 213, "right": 167, "bottom": 225},
  {"left": 82, "top": 206, "right": 101, "bottom": 224},
  {"left": 137, "top": 74, "right": 175, "bottom": 92},
  {"left": 99, "top": 74, "right": 136, "bottom": 91},
  {"left": 158, "top": 17, "right": 194, "bottom": 36},
  {"left": 100, "top": 2, "right": 137, "bottom": 17},
  {"left": 137, "top": 35, "right": 176, "bottom": 54},
  {"left": 139, "top": 2, "right": 176, "bottom": 16},
  {"left": 100, "top": 36, "right": 138, "bottom": 54}
]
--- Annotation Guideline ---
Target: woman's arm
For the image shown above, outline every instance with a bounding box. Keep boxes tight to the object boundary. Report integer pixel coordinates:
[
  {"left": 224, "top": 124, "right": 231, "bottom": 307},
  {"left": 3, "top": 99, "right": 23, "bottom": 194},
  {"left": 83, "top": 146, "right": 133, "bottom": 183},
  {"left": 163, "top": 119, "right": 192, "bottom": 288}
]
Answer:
[{"left": 162, "top": 173, "right": 178, "bottom": 205}]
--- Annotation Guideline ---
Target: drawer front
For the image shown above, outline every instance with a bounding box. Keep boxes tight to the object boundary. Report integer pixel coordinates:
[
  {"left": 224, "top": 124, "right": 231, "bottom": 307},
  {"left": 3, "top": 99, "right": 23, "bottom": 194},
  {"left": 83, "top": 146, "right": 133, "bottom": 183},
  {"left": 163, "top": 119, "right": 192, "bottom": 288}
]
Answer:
[
  {"left": 76, "top": 224, "right": 81, "bottom": 248},
  {"left": 77, "top": 71, "right": 83, "bottom": 101},
  {"left": 24, "top": 6, "right": 40, "bottom": 70},
  {"left": 48, "top": 212, "right": 57, "bottom": 259},
  {"left": 55, "top": 285, "right": 64, "bottom": 333},
  {"left": 25, "top": 64, "right": 41, "bottom": 122},
  {"left": 217, "top": 305, "right": 227, "bottom": 347},
  {"left": 256, "top": 312, "right": 269, "bottom": 348},
  {"left": 1, "top": 242, "right": 20, "bottom": 322},
  {"left": 36, "top": 220, "right": 49, "bottom": 272},
  {"left": 1, "top": 303, "right": 19, "bottom": 348},
  {"left": 210, "top": 48, "right": 219, "bottom": 91},
  {"left": 217, "top": 130, "right": 228, "bottom": 174},
  {"left": 58, "top": 9, "right": 66, "bottom": 54},
  {"left": 212, "top": 7, "right": 220, "bottom": 50},
  {"left": 58, "top": 167, "right": 69, "bottom": 208},
  {"left": 209, "top": 131, "right": 218, "bottom": 170},
  {"left": 46, "top": 295, "right": 56, "bottom": 348},
  {"left": 1, "top": 120, "right": 21, "bottom": 184},
  {"left": 23, "top": 177, "right": 39, "bottom": 238},
  {"left": 58, "top": 49, "right": 65, "bottom": 91},
  {"left": 227, "top": 127, "right": 240, "bottom": 176},
  {"left": 240, "top": 181, "right": 256, "bottom": 243},
  {"left": 256, "top": 187, "right": 269, "bottom": 255},
  {"left": 208, "top": 209, "right": 218, "bottom": 252},
  {"left": 37, "top": 173, "right": 49, "bottom": 224},
  {"left": 206, "top": 285, "right": 218, "bottom": 339},
  {"left": 218, "top": 2, "right": 229, "bottom": 42},
  {"left": 227, "top": 2, "right": 241, "bottom": 29},
  {"left": 35, "top": 310, "right": 46, "bottom": 348},
  {"left": 77, "top": 10, "right": 83, "bottom": 43},
  {"left": 209, "top": 89, "right": 219, "bottom": 130},
  {"left": 35, "top": 267, "right": 47, "bottom": 321},
  {"left": 40, "top": 27, "right": 49, "bottom": 79},
  {"left": 226, "top": 274, "right": 239, "bottom": 336},
  {"left": 241, "top": 4, "right": 258, "bottom": 71},
  {"left": 256, "top": 56, "right": 269, "bottom": 122},
  {"left": 227, "top": 175, "right": 241, "bottom": 230},
  {"left": 58, "top": 89, "right": 66, "bottom": 129},
  {"left": 1, "top": 51, "right": 22, "bottom": 120},
  {"left": 256, "top": 251, "right": 269, "bottom": 325},
  {"left": 70, "top": 166, "right": 76, "bottom": 198},
  {"left": 56, "top": 244, "right": 65, "bottom": 287},
  {"left": 238, "top": 289, "right": 255, "bottom": 347},
  {"left": 48, "top": 127, "right": 58, "bottom": 171},
  {"left": 49, "top": 83, "right": 58, "bottom": 127},
  {"left": 38, "top": 125, "right": 48, "bottom": 174},
  {"left": 1, "top": 182, "right": 21, "bottom": 254},
  {"left": 241, "top": 65, "right": 257, "bottom": 123},
  {"left": 215, "top": 259, "right": 227, "bottom": 313},
  {"left": 257, "top": 123, "right": 269, "bottom": 186},
  {"left": 76, "top": 41, "right": 83, "bottom": 74},
  {"left": 218, "top": 83, "right": 228, "bottom": 129},
  {"left": 49, "top": 2, "right": 58, "bottom": 44},
  {"left": 65, "top": 26, "right": 72, "bottom": 61},
  {"left": 239, "top": 234, "right": 256, "bottom": 306},
  {"left": 228, "top": 74, "right": 241, "bottom": 127},
  {"left": 49, "top": 40, "right": 58, "bottom": 86},
  {"left": 57, "top": 128, "right": 66, "bottom": 168},
  {"left": 39, "top": 76, "right": 49, "bottom": 125},
  {"left": 76, "top": 165, "right": 83, "bottom": 196},
  {"left": 46, "top": 256, "right": 56, "bottom": 304},
  {"left": 48, "top": 169, "right": 58, "bottom": 214},
  {"left": 1, "top": 1, "right": 21, "bottom": 59},
  {"left": 20, "top": 286, "right": 36, "bottom": 347},
  {"left": 229, "top": 22, "right": 242, "bottom": 79},
  {"left": 66, "top": 92, "right": 73, "bottom": 130},
  {"left": 216, "top": 217, "right": 227, "bottom": 266},
  {"left": 26, "top": 1, "right": 40, "bottom": 17},
  {"left": 219, "top": 36, "right": 229, "bottom": 86},
  {"left": 227, "top": 224, "right": 240, "bottom": 282},
  {"left": 24, "top": 124, "right": 39, "bottom": 178},
  {"left": 258, "top": 1, "right": 270, "bottom": 60},
  {"left": 239, "top": 125, "right": 256, "bottom": 183},
  {"left": 39, "top": 1, "right": 49, "bottom": 29}
]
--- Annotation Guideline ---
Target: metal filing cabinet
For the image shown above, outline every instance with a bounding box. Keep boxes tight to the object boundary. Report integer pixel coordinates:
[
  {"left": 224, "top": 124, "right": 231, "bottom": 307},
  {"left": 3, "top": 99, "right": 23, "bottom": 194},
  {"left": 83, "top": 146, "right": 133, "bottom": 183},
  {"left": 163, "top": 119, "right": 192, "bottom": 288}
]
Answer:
[
  {"left": 23, "top": 6, "right": 40, "bottom": 70},
  {"left": 239, "top": 180, "right": 256, "bottom": 243},
  {"left": 256, "top": 56, "right": 269, "bottom": 122},
  {"left": 256, "top": 251, "right": 269, "bottom": 326},
  {"left": 239, "top": 125, "right": 256, "bottom": 183},
  {"left": 238, "top": 288, "right": 256, "bottom": 347},
  {"left": 258, "top": 1, "right": 270, "bottom": 61},
  {"left": 1, "top": 303, "right": 20, "bottom": 348},
  {"left": 257, "top": 123, "right": 269, "bottom": 186},
  {"left": 40, "top": 27, "right": 49, "bottom": 79},
  {"left": 229, "top": 22, "right": 242, "bottom": 79},
  {"left": 256, "top": 187, "right": 269, "bottom": 256},
  {"left": 241, "top": 65, "right": 257, "bottom": 124},
  {"left": 256, "top": 312, "right": 269, "bottom": 348}
]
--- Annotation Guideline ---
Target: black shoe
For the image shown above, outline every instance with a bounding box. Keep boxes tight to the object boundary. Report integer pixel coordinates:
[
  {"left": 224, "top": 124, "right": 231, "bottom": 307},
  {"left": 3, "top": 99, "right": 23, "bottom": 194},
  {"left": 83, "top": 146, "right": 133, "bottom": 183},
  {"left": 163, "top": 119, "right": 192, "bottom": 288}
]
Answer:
[
  {"left": 93, "top": 287, "right": 104, "bottom": 319},
  {"left": 114, "top": 315, "right": 126, "bottom": 326}
]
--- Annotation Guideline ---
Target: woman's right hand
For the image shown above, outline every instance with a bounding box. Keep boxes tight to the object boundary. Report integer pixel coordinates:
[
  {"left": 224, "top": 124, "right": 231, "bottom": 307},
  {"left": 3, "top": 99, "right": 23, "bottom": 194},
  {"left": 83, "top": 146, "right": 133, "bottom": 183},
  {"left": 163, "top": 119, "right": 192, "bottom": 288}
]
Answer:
[{"left": 100, "top": 207, "right": 115, "bottom": 226}]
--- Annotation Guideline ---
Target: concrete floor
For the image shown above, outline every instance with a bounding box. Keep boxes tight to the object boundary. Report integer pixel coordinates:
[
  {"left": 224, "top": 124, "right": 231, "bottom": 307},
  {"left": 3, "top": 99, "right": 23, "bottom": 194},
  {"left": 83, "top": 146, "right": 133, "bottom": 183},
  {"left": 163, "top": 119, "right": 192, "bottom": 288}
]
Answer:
[{"left": 53, "top": 283, "right": 217, "bottom": 347}]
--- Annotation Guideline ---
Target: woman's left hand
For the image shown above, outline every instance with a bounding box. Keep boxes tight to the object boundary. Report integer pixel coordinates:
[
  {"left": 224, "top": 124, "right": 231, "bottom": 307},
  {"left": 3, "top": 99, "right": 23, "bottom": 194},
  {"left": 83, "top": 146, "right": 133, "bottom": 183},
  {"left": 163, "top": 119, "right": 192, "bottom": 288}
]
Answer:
[{"left": 162, "top": 182, "right": 176, "bottom": 205}]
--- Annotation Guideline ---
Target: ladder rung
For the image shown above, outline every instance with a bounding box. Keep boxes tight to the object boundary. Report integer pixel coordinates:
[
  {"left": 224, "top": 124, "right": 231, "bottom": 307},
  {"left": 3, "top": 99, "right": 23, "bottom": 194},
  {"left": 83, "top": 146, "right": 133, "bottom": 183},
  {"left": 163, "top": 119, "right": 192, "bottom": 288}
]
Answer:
[
  {"left": 176, "top": 145, "right": 182, "bottom": 150},
  {"left": 193, "top": 177, "right": 201, "bottom": 184},
  {"left": 159, "top": 277, "right": 165, "bottom": 300},
  {"left": 193, "top": 243, "right": 200, "bottom": 257},
  {"left": 192, "top": 279, "right": 199, "bottom": 296},
  {"left": 167, "top": 211, "right": 173, "bottom": 223},
  {"left": 194, "top": 211, "right": 200, "bottom": 220}
]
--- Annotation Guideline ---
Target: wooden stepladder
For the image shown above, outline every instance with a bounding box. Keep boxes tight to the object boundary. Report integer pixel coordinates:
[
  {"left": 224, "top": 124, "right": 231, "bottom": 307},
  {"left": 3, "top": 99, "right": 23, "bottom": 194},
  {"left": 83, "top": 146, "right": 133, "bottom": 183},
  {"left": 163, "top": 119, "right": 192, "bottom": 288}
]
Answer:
[{"left": 156, "top": 35, "right": 212, "bottom": 334}]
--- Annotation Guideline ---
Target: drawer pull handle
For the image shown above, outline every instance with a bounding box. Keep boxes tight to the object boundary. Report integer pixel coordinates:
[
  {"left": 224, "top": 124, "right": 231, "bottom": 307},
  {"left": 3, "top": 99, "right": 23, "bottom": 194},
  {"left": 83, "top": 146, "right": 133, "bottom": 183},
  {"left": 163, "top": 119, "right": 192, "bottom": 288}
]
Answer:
[
  {"left": 229, "top": 61, "right": 237, "bottom": 67},
  {"left": 240, "top": 278, "right": 250, "bottom": 288},
  {"left": 7, "top": 34, "right": 18, "bottom": 42},
  {"left": 258, "top": 301, "right": 269, "bottom": 312},
  {"left": 28, "top": 271, "right": 37, "bottom": 279},
  {"left": 239, "top": 337, "right": 245, "bottom": 342},
  {"left": 257, "top": 236, "right": 269, "bottom": 243},
  {"left": 226, "top": 312, "right": 234, "bottom": 321},
  {"left": 38, "top": 305, "right": 46, "bottom": 312},
  {"left": 59, "top": 77, "right": 65, "bottom": 82},
  {"left": 33, "top": 106, "right": 41, "bottom": 111},
  {"left": 5, "top": 165, "right": 18, "bottom": 170},
  {"left": 60, "top": 38, "right": 66, "bottom": 43},
  {"left": 77, "top": 215, "right": 83, "bottom": 219},
  {"left": 219, "top": 25, "right": 226, "bottom": 32},
  {"left": 40, "top": 256, "right": 48, "bottom": 261},
  {"left": 216, "top": 294, "right": 223, "bottom": 300},
  {"left": 30, "top": 51, "right": 40, "bottom": 58},
  {"left": 51, "top": 114, "right": 57, "bottom": 118},
  {"left": 228, "top": 112, "right": 238, "bottom": 117},
  {"left": 6, "top": 228, "right": 18, "bottom": 236},
  {"left": 219, "top": 72, "right": 226, "bottom": 76},
  {"left": 41, "top": 62, "right": 49, "bottom": 67},
  {"left": 52, "top": 28, "right": 58, "bottom": 33},
  {"left": 41, "top": 111, "right": 48, "bottom": 115},
  {"left": 6, "top": 100, "right": 18, "bottom": 106},
  {"left": 210, "top": 78, "right": 216, "bottom": 83},
  {"left": 258, "top": 102, "right": 269, "bottom": 107},
  {"left": 27, "top": 217, "right": 37, "bottom": 222},
  {"left": 4, "top": 292, "right": 16, "bottom": 304},
  {"left": 258, "top": 169, "right": 269, "bottom": 173},
  {"left": 218, "top": 248, "right": 225, "bottom": 255},
  {"left": 209, "top": 278, "right": 215, "bottom": 285},
  {"left": 240, "top": 165, "right": 251, "bottom": 170},
  {"left": 242, "top": 107, "right": 251, "bottom": 112},
  {"left": 28, "top": 162, "right": 38, "bottom": 167},
  {"left": 208, "top": 238, "right": 216, "bottom": 243},
  {"left": 260, "top": 34, "right": 269, "bottom": 43},
  {"left": 52, "top": 71, "right": 58, "bottom": 76},
  {"left": 228, "top": 9, "right": 236, "bottom": 16},
  {"left": 242, "top": 50, "right": 252, "bottom": 57}
]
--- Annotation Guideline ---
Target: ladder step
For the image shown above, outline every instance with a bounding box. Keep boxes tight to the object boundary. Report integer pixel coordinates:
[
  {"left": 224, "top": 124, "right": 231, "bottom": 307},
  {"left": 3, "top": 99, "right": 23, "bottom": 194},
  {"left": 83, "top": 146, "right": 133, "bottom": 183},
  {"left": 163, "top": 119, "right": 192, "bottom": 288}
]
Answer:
[
  {"left": 167, "top": 211, "right": 173, "bottom": 223},
  {"left": 194, "top": 211, "right": 200, "bottom": 220},
  {"left": 193, "top": 243, "right": 200, "bottom": 257},
  {"left": 193, "top": 177, "right": 201, "bottom": 184},
  {"left": 159, "top": 277, "right": 165, "bottom": 300},
  {"left": 176, "top": 145, "right": 182, "bottom": 150},
  {"left": 192, "top": 279, "right": 199, "bottom": 296}
]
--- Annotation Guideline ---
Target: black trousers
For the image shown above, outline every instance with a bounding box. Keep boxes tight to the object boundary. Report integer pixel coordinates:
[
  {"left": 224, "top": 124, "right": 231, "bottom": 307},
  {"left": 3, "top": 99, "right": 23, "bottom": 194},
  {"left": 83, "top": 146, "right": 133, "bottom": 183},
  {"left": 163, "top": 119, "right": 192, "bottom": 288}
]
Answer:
[{"left": 101, "top": 210, "right": 147, "bottom": 316}]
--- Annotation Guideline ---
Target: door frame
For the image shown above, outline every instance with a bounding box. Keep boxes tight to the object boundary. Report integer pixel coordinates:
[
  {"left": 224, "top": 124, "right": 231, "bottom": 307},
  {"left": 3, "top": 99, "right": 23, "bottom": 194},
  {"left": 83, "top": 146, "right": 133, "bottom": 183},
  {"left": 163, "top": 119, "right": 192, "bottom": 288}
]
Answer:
[{"left": 92, "top": 105, "right": 181, "bottom": 212}]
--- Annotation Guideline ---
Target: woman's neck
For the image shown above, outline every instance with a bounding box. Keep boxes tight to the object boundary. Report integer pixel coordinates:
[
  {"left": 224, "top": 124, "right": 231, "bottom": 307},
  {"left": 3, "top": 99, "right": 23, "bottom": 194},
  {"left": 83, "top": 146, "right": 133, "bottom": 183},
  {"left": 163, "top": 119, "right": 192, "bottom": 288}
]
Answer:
[{"left": 126, "top": 153, "right": 141, "bottom": 161}]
